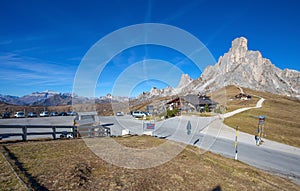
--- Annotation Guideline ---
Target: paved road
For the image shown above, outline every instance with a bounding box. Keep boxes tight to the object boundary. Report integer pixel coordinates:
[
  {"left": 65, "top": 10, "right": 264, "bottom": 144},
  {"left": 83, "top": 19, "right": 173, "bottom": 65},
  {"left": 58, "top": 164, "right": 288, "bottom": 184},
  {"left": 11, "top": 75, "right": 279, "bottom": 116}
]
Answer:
[{"left": 100, "top": 115, "right": 300, "bottom": 184}]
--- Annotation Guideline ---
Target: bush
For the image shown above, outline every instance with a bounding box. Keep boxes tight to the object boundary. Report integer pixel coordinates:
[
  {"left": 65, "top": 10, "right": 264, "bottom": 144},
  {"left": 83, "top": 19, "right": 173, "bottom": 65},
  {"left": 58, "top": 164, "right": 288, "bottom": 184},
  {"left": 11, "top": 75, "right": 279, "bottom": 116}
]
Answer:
[
  {"left": 204, "top": 104, "right": 210, "bottom": 112},
  {"left": 167, "top": 108, "right": 178, "bottom": 118}
]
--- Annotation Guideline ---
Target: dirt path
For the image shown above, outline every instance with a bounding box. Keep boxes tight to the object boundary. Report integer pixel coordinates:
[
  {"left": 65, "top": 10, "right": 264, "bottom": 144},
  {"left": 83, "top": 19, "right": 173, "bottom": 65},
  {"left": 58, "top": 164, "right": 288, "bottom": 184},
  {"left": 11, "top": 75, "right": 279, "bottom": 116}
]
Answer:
[{"left": 238, "top": 86, "right": 245, "bottom": 94}]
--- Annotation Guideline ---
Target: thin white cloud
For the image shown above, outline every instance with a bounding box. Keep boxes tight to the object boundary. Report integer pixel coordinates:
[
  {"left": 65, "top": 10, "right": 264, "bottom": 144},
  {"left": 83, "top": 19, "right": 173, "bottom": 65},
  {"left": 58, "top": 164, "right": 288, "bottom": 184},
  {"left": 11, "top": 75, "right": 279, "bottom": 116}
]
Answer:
[{"left": 0, "top": 53, "right": 76, "bottom": 90}]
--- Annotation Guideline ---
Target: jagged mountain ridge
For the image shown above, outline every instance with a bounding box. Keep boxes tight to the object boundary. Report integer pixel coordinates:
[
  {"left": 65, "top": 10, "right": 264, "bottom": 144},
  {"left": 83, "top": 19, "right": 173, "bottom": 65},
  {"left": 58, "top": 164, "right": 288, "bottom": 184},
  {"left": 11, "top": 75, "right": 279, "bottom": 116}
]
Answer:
[
  {"left": 140, "top": 37, "right": 300, "bottom": 99},
  {"left": 143, "top": 37, "right": 300, "bottom": 98},
  {"left": 31, "top": 93, "right": 72, "bottom": 106},
  {"left": 0, "top": 90, "right": 73, "bottom": 106},
  {"left": 196, "top": 37, "right": 300, "bottom": 98},
  {"left": 0, "top": 90, "right": 130, "bottom": 106}
]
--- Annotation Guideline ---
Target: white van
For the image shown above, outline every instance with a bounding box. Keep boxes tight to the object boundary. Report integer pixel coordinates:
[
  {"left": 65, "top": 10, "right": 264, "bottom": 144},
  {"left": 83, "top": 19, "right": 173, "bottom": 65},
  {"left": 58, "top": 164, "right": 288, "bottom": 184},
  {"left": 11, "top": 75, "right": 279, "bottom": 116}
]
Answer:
[{"left": 132, "top": 111, "right": 146, "bottom": 118}]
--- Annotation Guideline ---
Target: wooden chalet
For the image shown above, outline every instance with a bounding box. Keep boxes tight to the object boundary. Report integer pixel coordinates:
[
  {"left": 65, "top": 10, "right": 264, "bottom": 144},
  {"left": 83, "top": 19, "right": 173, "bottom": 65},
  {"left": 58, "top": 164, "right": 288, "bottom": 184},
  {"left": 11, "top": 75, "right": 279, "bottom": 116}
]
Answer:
[{"left": 166, "top": 94, "right": 217, "bottom": 113}]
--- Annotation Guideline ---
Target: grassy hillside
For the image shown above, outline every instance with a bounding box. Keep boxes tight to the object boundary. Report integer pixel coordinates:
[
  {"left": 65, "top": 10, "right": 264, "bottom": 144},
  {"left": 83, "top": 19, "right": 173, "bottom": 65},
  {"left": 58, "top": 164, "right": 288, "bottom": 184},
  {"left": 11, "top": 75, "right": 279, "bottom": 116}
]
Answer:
[
  {"left": 0, "top": 137, "right": 299, "bottom": 190},
  {"left": 210, "top": 85, "right": 260, "bottom": 112},
  {"left": 224, "top": 88, "right": 300, "bottom": 147}
]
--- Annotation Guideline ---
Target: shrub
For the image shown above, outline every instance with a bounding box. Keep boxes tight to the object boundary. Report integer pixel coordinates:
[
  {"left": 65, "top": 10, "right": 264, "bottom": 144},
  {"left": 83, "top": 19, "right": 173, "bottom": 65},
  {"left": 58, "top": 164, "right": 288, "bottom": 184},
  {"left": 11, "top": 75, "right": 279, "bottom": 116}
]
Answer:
[{"left": 167, "top": 108, "right": 179, "bottom": 118}]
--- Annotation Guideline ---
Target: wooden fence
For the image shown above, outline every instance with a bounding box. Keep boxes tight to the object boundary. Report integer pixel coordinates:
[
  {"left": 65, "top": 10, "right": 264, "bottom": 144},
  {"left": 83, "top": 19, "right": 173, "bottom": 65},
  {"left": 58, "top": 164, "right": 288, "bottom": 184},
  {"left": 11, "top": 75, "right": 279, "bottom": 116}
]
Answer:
[
  {"left": 0, "top": 125, "right": 77, "bottom": 141},
  {"left": 0, "top": 125, "right": 112, "bottom": 141}
]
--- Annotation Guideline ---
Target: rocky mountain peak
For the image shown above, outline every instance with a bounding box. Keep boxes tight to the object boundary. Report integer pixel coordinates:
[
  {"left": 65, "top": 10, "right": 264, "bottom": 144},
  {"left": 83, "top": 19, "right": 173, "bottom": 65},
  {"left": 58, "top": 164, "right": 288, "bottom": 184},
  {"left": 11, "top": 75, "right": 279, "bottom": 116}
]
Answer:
[
  {"left": 192, "top": 37, "right": 300, "bottom": 98},
  {"left": 150, "top": 87, "right": 160, "bottom": 96},
  {"left": 177, "top": 74, "right": 192, "bottom": 88},
  {"left": 134, "top": 37, "right": 300, "bottom": 100},
  {"left": 230, "top": 37, "right": 248, "bottom": 52}
]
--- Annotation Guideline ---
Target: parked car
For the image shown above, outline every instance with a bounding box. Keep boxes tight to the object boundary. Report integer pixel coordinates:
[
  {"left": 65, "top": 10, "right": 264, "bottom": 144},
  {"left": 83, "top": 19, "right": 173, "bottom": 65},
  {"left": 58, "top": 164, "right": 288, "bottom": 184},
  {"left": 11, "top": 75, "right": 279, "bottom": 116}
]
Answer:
[
  {"left": 132, "top": 111, "right": 146, "bottom": 118},
  {"left": 14, "top": 111, "right": 25, "bottom": 118},
  {"left": 58, "top": 112, "right": 68, "bottom": 116},
  {"left": 27, "top": 112, "right": 37, "bottom": 118},
  {"left": 50, "top": 111, "right": 58, "bottom": 116},
  {"left": 116, "top": 112, "right": 124, "bottom": 116},
  {"left": 67, "top": 111, "right": 77, "bottom": 116},
  {"left": 2, "top": 112, "right": 11, "bottom": 119},
  {"left": 40, "top": 111, "right": 49, "bottom": 117}
]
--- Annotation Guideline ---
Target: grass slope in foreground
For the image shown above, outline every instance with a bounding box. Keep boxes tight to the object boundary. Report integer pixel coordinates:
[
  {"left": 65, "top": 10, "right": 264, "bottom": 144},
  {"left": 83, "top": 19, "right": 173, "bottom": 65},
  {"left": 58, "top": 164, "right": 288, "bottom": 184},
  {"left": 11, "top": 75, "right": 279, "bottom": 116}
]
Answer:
[
  {"left": 0, "top": 152, "right": 27, "bottom": 191},
  {"left": 224, "top": 88, "right": 300, "bottom": 148},
  {"left": 0, "top": 137, "right": 299, "bottom": 191}
]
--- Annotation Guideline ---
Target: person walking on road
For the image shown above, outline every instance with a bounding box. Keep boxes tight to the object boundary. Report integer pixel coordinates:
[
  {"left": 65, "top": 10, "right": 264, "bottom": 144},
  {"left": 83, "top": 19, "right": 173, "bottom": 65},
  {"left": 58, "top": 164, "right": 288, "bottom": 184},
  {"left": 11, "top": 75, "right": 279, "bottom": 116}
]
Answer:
[{"left": 186, "top": 121, "right": 191, "bottom": 135}]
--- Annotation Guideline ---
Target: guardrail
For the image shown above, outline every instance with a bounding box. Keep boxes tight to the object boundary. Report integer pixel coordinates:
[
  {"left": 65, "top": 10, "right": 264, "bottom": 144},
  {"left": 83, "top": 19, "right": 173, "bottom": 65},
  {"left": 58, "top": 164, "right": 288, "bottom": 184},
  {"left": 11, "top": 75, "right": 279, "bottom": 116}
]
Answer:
[{"left": 0, "top": 125, "right": 77, "bottom": 141}]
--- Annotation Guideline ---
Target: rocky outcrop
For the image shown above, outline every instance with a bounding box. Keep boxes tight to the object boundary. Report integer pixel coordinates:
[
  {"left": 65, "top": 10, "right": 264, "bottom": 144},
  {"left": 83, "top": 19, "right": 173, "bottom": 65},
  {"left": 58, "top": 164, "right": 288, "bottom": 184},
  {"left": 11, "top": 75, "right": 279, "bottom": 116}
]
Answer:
[
  {"left": 129, "top": 37, "right": 300, "bottom": 100},
  {"left": 150, "top": 87, "right": 160, "bottom": 96},
  {"left": 192, "top": 37, "right": 300, "bottom": 98},
  {"left": 137, "top": 85, "right": 175, "bottom": 99},
  {"left": 177, "top": 74, "right": 193, "bottom": 88}
]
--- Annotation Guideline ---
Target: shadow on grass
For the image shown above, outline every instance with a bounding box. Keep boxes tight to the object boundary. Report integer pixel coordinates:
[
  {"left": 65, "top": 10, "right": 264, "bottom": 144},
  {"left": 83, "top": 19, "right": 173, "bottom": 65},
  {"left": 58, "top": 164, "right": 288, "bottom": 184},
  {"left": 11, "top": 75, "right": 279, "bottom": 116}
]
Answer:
[
  {"left": 212, "top": 185, "right": 222, "bottom": 191},
  {"left": 3, "top": 146, "right": 49, "bottom": 191}
]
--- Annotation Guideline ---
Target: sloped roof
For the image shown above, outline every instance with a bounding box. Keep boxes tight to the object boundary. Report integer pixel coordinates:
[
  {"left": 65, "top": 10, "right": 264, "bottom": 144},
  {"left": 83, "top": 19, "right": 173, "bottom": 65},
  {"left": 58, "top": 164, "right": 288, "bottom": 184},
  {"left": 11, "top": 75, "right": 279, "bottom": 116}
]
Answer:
[
  {"left": 181, "top": 95, "right": 218, "bottom": 105},
  {"left": 166, "top": 95, "right": 218, "bottom": 106},
  {"left": 181, "top": 95, "right": 199, "bottom": 105}
]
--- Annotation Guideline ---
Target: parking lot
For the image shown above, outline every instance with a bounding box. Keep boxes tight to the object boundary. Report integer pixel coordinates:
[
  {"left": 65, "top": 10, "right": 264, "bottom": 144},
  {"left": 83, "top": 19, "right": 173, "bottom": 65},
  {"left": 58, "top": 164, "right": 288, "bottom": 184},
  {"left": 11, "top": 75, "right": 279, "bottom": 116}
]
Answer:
[{"left": 0, "top": 116, "right": 75, "bottom": 126}]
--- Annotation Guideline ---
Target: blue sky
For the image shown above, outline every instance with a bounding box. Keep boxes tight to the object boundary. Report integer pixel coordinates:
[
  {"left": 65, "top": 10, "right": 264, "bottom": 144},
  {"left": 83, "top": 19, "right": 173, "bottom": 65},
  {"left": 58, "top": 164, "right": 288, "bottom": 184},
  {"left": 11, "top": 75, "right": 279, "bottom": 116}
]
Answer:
[{"left": 0, "top": 0, "right": 299, "bottom": 97}]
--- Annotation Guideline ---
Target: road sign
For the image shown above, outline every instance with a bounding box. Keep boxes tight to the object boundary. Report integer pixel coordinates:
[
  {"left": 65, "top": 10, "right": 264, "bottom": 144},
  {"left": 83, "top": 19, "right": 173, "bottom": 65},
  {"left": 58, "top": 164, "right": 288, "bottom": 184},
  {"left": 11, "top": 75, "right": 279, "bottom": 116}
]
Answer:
[
  {"left": 258, "top": 116, "right": 266, "bottom": 125},
  {"left": 146, "top": 123, "right": 155, "bottom": 130}
]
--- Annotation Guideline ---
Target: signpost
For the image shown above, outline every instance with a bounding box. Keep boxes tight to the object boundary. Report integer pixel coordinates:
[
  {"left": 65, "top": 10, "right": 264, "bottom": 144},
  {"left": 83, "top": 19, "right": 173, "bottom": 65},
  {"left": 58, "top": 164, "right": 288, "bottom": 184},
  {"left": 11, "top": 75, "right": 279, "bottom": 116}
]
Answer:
[
  {"left": 256, "top": 116, "right": 266, "bottom": 146},
  {"left": 234, "top": 126, "right": 239, "bottom": 160}
]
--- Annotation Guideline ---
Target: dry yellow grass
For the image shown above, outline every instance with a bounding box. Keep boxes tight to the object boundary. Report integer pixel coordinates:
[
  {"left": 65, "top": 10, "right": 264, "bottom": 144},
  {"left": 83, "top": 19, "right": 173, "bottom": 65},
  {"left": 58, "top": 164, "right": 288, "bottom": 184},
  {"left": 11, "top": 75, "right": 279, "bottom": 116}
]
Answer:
[
  {"left": 210, "top": 85, "right": 260, "bottom": 112},
  {"left": 0, "top": 152, "right": 27, "bottom": 191},
  {"left": 224, "top": 88, "right": 300, "bottom": 147},
  {"left": 0, "top": 137, "right": 299, "bottom": 190}
]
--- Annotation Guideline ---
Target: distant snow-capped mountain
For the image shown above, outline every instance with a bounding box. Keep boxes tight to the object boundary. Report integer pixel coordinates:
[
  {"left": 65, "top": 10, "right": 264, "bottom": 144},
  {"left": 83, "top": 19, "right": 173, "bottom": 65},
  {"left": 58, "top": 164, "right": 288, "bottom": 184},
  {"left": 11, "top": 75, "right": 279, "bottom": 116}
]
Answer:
[
  {"left": 0, "top": 90, "right": 131, "bottom": 106},
  {"left": 0, "top": 90, "right": 70, "bottom": 106},
  {"left": 20, "top": 90, "right": 62, "bottom": 105}
]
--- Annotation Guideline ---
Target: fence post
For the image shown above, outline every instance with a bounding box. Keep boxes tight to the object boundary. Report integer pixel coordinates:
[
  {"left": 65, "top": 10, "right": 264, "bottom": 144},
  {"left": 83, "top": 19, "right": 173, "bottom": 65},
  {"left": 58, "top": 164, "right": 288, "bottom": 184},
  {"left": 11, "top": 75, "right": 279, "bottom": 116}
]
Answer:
[
  {"left": 107, "top": 127, "right": 111, "bottom": 136},
  {"left": 52, "top": 127, "right": 56, "bottom": 140},
  {"left": 73, "top": 126, "right": 78, "bottom": 138},
  {"left": 22, "top": 126, "right": 27, "bottom": 141}
]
